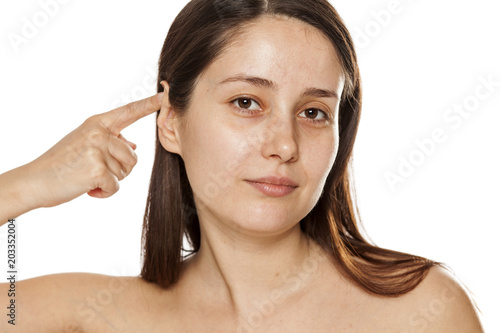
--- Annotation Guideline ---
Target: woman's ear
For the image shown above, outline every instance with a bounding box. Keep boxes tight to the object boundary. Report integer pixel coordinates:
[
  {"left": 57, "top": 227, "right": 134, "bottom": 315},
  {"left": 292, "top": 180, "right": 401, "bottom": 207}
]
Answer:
[{"left": 157, "top": 81, "right": 182, "bottom": 156}]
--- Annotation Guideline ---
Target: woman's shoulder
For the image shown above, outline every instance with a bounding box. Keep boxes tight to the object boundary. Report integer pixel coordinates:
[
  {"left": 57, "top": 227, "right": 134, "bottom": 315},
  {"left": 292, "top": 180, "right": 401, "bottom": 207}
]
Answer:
[
  {"left": 385, "top": 265, "right": 484, "bottom": 332},
  {"left": 9, "top": 272, "right": 170, "bottom": 332},
  {"left": 19, "top": 271, "right": 145, "bottom": 301},
  {"left": 66, "top": 273, "right": 174, "bottom": 331}
]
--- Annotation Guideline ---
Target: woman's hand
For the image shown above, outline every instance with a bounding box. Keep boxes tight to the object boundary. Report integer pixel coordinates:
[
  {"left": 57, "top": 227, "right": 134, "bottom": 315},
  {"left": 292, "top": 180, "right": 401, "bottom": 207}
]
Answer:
[{"left": 4, "top": 93, "right": 163, "bottom": 216}]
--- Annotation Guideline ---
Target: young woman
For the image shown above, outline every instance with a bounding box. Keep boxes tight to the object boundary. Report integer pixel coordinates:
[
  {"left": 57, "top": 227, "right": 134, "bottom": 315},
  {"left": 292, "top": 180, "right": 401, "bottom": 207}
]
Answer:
[{"left": 0, "top": 0, "right": 484, "bottom": 331}]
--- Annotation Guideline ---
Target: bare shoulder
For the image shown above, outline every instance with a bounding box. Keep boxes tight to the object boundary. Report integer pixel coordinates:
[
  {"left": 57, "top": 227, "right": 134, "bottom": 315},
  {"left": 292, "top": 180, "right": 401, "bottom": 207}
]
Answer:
[
  {"left": 3, "top": 272, "right": 154, "bottom": 332},
  {"left": 60, "top": 272, "right": 166, "bottom": 332},
  {"left": 393, "top": 265, "right": 484, "bottom": 332}
]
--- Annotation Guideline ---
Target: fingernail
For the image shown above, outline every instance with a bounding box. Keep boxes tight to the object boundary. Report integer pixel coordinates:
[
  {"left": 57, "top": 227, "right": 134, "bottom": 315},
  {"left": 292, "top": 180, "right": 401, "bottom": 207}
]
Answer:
[{"left": 157, "top": 92, "right": 165, "bottom": 104}]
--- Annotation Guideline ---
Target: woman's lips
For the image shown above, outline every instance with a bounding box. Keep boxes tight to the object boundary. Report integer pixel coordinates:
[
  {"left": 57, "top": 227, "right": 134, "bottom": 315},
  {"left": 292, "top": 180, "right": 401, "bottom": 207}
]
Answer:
[{"left": 245, "top": 177, "right": 298, "bottom": 197}]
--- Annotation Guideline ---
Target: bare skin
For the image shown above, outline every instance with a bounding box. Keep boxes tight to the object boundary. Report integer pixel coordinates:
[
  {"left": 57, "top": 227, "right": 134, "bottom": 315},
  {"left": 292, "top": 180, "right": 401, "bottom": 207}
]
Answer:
[
  {"left": 6, "top": 251, "right": 482, "bottom": 332},
  {"left": 0, "top": 16, "right": 483, "bottom": 333}
]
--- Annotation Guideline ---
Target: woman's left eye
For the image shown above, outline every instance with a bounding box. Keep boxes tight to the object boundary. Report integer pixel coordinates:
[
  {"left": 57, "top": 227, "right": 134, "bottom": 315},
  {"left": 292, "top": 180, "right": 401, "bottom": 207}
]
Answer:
[
  {"left": 299, "top": 108, "right": 329, "bottom": 122},
  {"left": 231, "top": 98, "right": 261, "bottom": 111}
]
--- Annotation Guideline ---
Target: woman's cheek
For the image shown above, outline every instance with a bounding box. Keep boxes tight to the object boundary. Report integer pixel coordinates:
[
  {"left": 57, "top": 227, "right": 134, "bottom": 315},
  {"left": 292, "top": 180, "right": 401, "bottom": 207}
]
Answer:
[
  {"left": 214, "top": 128, "right": 255, "bottom": 177},
  {"left": 187, "top": 125, "right": 250, "bottom": 202},
  {"left": 305, "top": 131, "right": 338, "bottom": 183}
]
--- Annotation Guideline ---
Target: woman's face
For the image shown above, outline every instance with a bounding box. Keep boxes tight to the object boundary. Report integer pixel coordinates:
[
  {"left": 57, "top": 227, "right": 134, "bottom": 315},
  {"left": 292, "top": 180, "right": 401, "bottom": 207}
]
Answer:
[{"left": 164, "top": 16, "right": 344, "bottom": 237}]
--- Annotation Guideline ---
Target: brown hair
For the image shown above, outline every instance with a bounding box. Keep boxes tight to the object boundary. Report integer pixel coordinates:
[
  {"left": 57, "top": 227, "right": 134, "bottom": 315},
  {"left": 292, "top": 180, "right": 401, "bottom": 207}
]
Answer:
[{"left": 141, "top": 0, "right": 436, "bottom": 296}]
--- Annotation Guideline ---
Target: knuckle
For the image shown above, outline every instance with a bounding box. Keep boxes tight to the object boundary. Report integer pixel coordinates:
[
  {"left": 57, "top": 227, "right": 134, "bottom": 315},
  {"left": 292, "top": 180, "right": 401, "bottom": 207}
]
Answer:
[
  {"left": 86, "top": 129, "right": 107, "bottom": 146},
  {"left": 83, "top": 115, "right": 104, "bottom": 130},
  {"left": 124, "top": 164, "right": 134, "bottom": 176},
  {"left": 83, "top": 115, "right": 98, "bottom": 126},
  {"left": 117, "top": 169, "right": 127, "bottom": 181},
  {"left": 130, "top": 152, "right": 138, "bottom": 166},
  {"left": 123, "top": 151, "right": 138, "bottom": 168},
  {"left": 111, "top": 177, "right": 120, "bottom": 193}
]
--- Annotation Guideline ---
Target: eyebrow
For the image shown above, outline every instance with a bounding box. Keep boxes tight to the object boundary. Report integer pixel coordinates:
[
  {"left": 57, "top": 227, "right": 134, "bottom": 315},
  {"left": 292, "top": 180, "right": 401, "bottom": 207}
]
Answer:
[{"left": 218, "top": 75, "right": 339, "bottom": 99}]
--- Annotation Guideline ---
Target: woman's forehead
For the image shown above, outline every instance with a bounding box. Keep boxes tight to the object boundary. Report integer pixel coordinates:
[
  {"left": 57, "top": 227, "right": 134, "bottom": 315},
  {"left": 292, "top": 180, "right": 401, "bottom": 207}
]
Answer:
[{"left": 198, "top": 16, "right": 345, "bottom": 94}]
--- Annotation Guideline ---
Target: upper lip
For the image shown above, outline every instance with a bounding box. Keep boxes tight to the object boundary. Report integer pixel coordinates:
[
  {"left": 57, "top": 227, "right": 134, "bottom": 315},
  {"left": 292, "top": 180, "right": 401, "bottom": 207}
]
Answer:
[{"left": 247, "top": 176, "right": 299, "bottom": 187}]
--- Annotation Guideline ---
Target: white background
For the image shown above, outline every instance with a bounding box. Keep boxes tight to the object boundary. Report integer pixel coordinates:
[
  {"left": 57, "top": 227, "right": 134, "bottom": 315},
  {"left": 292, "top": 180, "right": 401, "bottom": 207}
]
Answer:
[{"left": 0, "top": 0, "right": 498, "bottom": 331}]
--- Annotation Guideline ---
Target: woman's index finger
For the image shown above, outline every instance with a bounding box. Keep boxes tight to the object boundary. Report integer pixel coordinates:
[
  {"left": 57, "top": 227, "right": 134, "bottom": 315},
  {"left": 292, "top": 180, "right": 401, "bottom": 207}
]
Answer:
[{"left": 104, "top": 93, "right": 164, "bottom": 135}]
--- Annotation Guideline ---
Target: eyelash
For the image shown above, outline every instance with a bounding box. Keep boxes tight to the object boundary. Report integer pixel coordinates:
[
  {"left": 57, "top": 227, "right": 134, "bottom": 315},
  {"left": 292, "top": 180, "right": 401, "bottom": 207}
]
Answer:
[{"left": 230, "top": 97, "right": 330, "bottom": 124}]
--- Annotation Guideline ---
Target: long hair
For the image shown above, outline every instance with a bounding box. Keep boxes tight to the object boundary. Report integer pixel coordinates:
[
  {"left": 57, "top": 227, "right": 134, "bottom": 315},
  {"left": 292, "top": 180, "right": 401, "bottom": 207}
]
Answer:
[{"left": 141, "top": 0, "right": 436, "bottom": 296}]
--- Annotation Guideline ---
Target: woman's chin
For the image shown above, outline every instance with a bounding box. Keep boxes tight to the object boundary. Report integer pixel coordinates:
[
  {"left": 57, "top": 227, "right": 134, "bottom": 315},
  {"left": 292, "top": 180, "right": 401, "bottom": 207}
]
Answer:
[{"left": 222, "top": 204, "right": 305, "bottom": 237}]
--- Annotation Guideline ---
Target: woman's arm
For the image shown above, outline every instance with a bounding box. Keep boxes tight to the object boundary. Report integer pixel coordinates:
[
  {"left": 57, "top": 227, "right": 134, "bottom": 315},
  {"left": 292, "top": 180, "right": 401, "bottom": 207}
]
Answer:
[
  {"left": 0, "top": 164, "right": 38, "bottom": 225},
  {"left": 0, "top": 93, "right": 163, "bottom": 225},
  {"left": 0, "top": 93, "right": 163, "bottom": 331}
]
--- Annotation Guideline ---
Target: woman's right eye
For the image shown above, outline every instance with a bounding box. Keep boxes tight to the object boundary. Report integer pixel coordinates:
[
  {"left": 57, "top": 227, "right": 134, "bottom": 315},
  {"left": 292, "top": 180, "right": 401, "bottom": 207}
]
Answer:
[{"left": 231, "top": 98, "right": 261, "bottom": 112}]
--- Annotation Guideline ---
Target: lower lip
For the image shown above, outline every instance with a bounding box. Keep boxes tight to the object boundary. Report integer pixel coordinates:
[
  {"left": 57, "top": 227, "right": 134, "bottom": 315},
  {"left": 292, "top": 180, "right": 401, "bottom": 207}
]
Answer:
[{"left": 246, "top": 181, "right": 297, "bottom": 197}]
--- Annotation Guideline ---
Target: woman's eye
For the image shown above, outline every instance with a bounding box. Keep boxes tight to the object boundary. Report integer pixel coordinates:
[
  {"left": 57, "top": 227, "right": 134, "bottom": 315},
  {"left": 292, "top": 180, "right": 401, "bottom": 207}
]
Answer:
[
  {"left": 232, "top": 98, "right": 261, "bottom": 111},
  {"left": 299, "top": 108, "right": 329, "bottom": 122}
]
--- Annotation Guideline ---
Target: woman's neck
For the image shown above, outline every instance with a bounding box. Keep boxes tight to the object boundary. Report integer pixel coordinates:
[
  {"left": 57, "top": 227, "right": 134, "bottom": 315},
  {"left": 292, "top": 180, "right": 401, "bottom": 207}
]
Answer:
[{"left": 180, "top": 216, "right": 331, "bottom": 320}]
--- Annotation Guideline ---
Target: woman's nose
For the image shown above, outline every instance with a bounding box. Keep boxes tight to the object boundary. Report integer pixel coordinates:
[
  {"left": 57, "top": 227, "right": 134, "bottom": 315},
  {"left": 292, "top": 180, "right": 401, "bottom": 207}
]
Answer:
[{"left": 260, "top": 111, "right": 299, "bottom": 163}]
